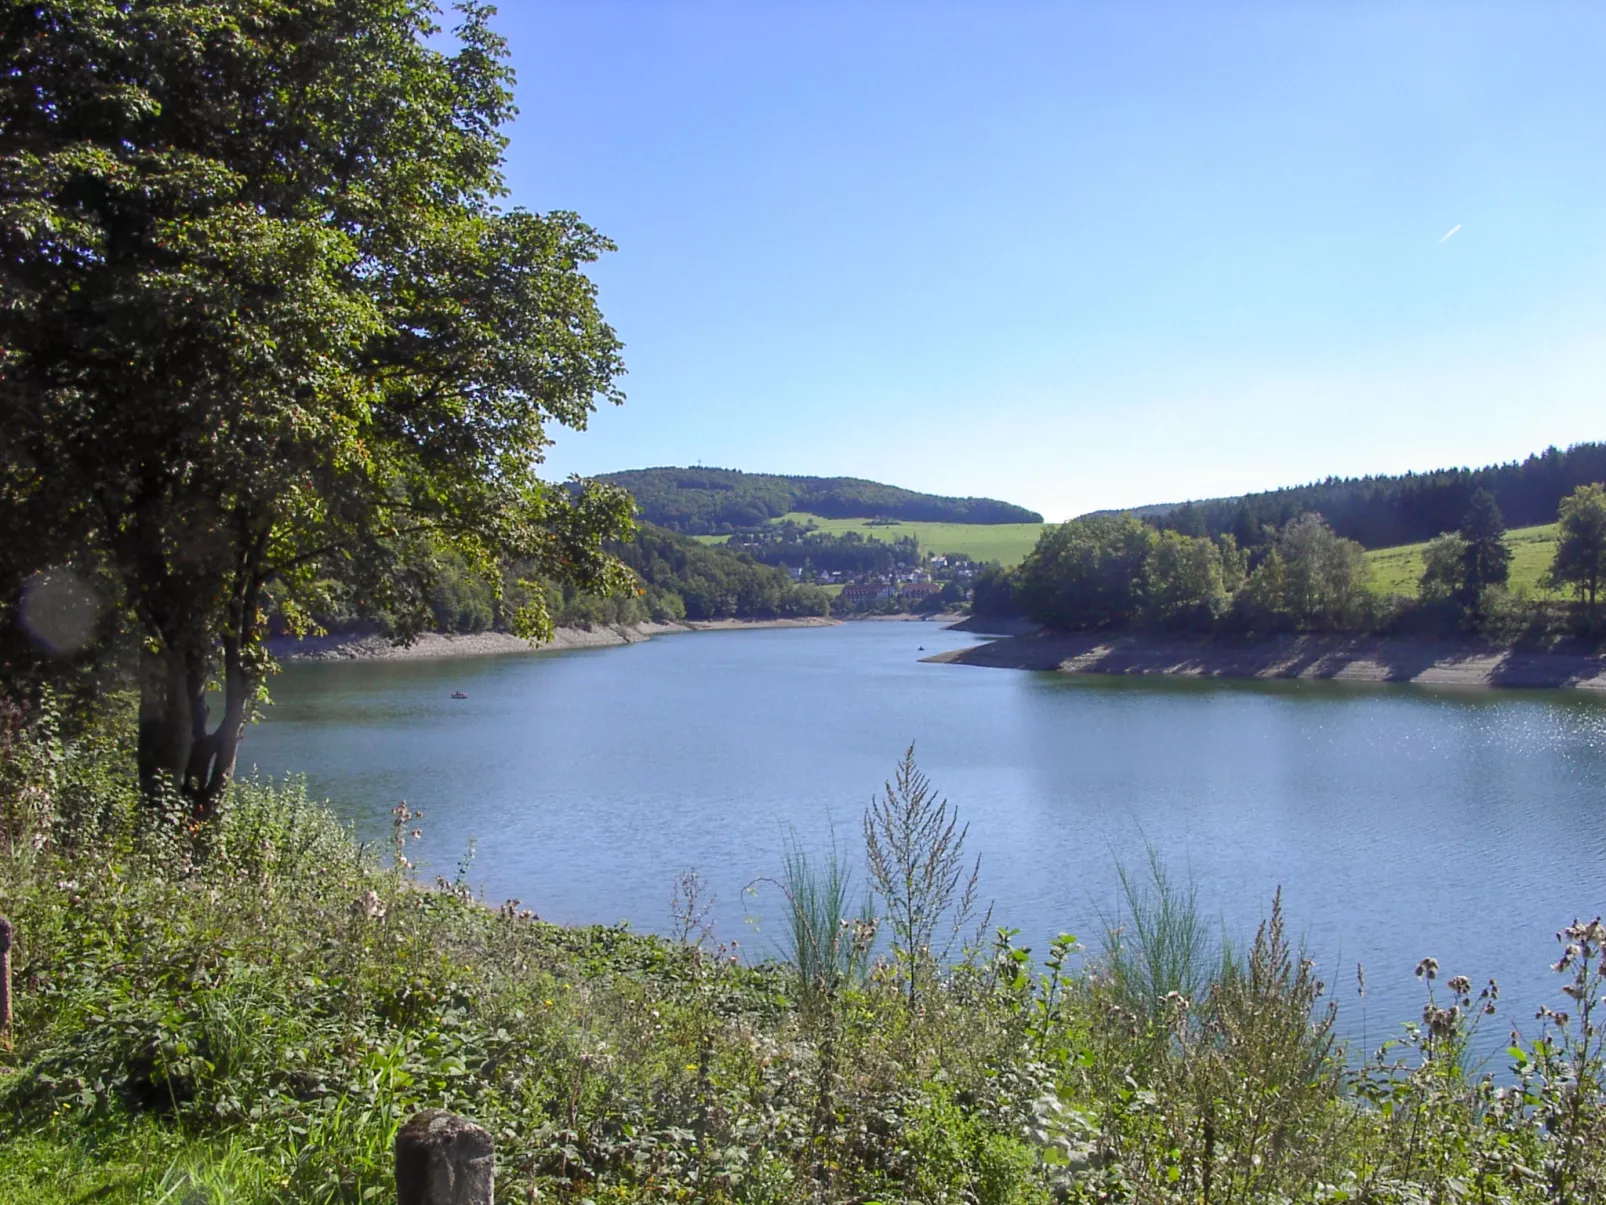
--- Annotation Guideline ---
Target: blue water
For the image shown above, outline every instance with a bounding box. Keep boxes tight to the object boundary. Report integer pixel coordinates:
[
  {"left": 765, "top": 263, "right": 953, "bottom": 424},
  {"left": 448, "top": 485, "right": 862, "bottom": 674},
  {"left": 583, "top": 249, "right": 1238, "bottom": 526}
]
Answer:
[{"left": 245, "top": 621, "right": 1606, "bottom": 1054}]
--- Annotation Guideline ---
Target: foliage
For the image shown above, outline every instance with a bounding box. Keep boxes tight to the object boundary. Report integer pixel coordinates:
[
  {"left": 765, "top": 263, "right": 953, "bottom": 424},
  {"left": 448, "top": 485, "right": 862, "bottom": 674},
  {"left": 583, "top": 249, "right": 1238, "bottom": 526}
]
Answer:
[
  {"left": 1264, "top": 513, "right": 1372, "bottom": 631},
  {"left": 1459, "top": 488, "right": 1513, "bottom": 609},
  {"left": 970, "top": 563, "right": 1022, "bottom": 618},
  {"left": 863, "top": 746, "right": 984, "bottom": 1006},
  {"left": 1143, "top": 531, "right": 1229, "bottom": 630},
  {"left": 1547, "top": 483, "right": 1606, "bottom": 615},
  {"left": 600, "top": 468, "right": 1042, "bottom": 534},
  {"left": 613, "top": 525, "right": 832, "bottom": 622},
  {"left": 1013, "top": 512, "right": 1372, "bottom": 635},
  {"left": 724, "top": 523, "right": 920, "bottom": 577},
  {"left": 1097, "top": 843, "right": 1217, "bottom": 1025},
  {"left": 1015, "top": 515, "right": 1155, "bottom": 630},
  {"left": 1420, "top": 531, "right": 1471, "bottom": 603},
  {"left": 0, "top": 0, "right": 635, "bottom": 817},
  {"left": 1146, "top": 441, "right": 1606, "bottom": 551}
]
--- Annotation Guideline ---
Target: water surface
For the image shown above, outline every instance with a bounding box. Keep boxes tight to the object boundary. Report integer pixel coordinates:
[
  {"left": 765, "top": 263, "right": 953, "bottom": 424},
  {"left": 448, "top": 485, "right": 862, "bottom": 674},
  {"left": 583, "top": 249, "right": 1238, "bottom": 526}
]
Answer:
[{"left": 246, "top": 622, "right": 1606, "bottom": 1050}]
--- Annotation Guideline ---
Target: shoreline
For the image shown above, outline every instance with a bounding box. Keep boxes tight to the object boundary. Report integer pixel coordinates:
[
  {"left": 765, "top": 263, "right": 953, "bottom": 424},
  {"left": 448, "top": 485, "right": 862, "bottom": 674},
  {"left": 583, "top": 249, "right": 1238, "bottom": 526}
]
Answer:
[
  {"left": 268, "top": 616, "right": 839, "bottom": 662},
  {"left": 925, "top": 628, "right": 1606, "bottom": 691}
]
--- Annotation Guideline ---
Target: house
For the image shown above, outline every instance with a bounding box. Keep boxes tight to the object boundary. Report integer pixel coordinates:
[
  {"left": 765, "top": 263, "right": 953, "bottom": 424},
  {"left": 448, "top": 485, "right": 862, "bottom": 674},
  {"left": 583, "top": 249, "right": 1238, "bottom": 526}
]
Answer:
[
  {"left": 900, "top": 581, "right": 943, "bottom": 601},
  {"left": 840, "top": 582, "right": 897, "bottom": 607}
]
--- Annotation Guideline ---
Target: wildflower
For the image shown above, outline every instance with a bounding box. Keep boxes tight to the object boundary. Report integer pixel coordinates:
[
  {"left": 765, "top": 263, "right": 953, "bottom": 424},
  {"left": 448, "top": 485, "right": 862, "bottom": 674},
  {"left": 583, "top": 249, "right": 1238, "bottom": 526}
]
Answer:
[
  {"left": 1449, "top": 975, "right": 1471, "bottom": 996},
  {"left": 1423, "top": 1005, "right": 1458, "bottom": 1040},
  {"left": 1415, "top": 957, "right": 1439, "bottom": 980},
  {"left": 352, "top": 889, "right": 386, "bottom": 922}
]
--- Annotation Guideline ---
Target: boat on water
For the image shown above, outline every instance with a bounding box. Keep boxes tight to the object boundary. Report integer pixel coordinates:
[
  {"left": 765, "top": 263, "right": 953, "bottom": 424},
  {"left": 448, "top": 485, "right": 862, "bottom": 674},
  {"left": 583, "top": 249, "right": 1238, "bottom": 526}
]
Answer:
[{"left": 450, "top": 691, "right": 468, "bottom": 700}]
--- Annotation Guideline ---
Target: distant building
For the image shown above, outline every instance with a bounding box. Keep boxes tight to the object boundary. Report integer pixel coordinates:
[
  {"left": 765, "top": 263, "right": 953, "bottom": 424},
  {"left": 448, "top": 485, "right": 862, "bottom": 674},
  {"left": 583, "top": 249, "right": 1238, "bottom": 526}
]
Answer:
[
  {"left": 900, "top": 581, "right": 942, "bottom": 601},
  {"left": 840, "top": 582, "right": 896, "bottom": 607}
]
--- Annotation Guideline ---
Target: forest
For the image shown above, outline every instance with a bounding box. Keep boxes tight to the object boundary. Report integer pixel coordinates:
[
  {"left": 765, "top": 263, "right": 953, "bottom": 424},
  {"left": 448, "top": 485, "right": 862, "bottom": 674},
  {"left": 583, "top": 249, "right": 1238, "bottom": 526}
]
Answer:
[
  {"left": 398, "top": 523, "right": 833, "bottom": 635},
  {"left": 1146, "top": 442, "right": 1606, "bottom": 550},
  {"left": 598, "top": 467, "right": 1043, "bottom": 533}
]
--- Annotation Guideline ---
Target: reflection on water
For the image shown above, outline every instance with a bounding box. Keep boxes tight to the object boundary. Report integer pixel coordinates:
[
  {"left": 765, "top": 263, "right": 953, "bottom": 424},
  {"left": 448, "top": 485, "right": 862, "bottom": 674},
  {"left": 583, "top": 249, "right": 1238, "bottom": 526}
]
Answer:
[{"left": 246, "top": 622, "right": 1606, "bottom": 1053}]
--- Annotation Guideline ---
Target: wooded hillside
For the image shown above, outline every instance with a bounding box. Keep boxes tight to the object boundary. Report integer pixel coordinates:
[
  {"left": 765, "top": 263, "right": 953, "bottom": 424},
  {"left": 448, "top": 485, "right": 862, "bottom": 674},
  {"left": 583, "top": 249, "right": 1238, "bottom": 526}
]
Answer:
[
  {"left": 1144, "top": 443, "right": 1606, "bottom": 550},
  {"left": 599, "top": 467, "right": 1043, "bottom": 533}
]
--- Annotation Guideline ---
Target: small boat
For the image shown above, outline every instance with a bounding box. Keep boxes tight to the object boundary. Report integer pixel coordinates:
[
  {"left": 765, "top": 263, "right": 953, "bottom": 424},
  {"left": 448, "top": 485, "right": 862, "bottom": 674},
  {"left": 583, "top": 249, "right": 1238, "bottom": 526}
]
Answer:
[{"left": 450, "top": 691, "right": 468, "bottom": 700}]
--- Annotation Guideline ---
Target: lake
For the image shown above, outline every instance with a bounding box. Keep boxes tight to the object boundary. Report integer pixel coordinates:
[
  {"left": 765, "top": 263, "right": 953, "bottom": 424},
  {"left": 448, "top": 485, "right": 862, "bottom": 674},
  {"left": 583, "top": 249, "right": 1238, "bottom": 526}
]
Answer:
[{"left": 246, "top": 621, "right": 1606, "bottom": 1054}]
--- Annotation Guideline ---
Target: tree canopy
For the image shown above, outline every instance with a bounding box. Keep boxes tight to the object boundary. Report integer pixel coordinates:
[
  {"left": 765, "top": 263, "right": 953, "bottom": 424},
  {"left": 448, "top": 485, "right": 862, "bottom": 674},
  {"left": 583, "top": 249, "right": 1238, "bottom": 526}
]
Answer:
[
  {"left": 1143, "top": 443, "right": 1606, "bottom": 551},
  {"left": 0, "top": 1, "right": 634, "bottom": 817},
  {"left": 1547, "top": 484, "right": 1606, "bottom": 615}
]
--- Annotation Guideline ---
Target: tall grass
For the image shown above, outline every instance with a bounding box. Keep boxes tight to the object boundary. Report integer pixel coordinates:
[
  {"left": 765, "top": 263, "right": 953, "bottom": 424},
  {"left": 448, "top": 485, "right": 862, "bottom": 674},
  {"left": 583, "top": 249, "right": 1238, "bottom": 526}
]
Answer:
[
  {"left": 773, "top": 828, "right": 875, "bottom": 1017},
  {"left": 1098, "top": 842, "right": 1217, "bottom": 1021}
]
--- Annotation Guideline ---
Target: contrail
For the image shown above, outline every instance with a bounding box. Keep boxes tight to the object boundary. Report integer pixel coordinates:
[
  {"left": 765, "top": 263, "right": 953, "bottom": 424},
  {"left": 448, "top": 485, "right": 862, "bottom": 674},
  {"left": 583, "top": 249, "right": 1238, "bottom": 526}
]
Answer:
[{"left": 1439, "top": 224, "right": 1462, "bottom": 243}]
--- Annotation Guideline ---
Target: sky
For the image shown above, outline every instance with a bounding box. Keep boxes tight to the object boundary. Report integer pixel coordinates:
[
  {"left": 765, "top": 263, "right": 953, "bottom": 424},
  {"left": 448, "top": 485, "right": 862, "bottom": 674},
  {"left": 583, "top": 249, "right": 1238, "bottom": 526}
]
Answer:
[{"left": 497, "top": 2, "right": 1606, "bottom": 521}]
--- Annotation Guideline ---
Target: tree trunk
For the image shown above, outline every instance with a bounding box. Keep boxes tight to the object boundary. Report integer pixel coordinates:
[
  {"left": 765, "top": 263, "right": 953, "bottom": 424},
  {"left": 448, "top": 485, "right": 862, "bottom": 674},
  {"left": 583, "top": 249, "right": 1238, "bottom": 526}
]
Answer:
[{"left": 135, "top": 568, "right": 264, "bottom": 825}]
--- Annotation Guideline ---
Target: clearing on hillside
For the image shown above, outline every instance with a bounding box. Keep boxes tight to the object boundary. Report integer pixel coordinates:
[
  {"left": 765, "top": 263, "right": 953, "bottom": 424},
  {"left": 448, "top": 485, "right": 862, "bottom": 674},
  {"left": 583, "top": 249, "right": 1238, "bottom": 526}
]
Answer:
[
  {"left": 695, "top": 512, "right": 1046, "bottom": 566},
  {"left": 1364, "top": 523, "right": 1563, "bottom": 598}
]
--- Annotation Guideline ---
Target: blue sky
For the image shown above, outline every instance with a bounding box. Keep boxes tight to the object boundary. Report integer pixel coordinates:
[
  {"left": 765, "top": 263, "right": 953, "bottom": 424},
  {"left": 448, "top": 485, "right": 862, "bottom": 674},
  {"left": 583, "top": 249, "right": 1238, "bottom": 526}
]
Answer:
[{"left": 501, "top": 2, "right": 1606, "bottom": 521}]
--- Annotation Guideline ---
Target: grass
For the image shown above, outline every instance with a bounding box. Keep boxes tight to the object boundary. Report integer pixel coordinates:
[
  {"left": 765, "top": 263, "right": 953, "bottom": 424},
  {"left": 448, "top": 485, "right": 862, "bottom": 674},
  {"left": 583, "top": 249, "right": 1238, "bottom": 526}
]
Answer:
[
  {"left": 1364, "top": 522, "right": 1565, "bottom": 598},
  {"left": 695, "top": 512, "right": 1047, "bottom": 566}
]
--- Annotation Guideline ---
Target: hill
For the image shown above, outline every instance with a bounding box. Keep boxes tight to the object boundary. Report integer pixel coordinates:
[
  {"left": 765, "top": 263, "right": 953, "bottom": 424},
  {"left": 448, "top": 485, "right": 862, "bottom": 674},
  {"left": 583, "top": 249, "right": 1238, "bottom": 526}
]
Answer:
[
  {"left": 1131, "top": 442, "right": 1606, "bottom": 550},
  {"left": 1363, "top": 522, "right": 1564, "bottom": 598},
  {"left": 699, "top": 512, "right": 1046, "bottom": 566},
  {"left": 598, "top": 467, "right": 1043, "bottom": 534}
]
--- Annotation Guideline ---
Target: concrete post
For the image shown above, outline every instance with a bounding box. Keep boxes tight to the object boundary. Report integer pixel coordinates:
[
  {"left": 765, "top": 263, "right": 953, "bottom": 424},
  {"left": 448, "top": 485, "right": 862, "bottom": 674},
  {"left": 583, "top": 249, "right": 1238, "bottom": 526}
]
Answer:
[
  {"left": 395, "top": 1109, "right": 494, "bottom": 1205},
  {"left": 0, "top": 914, "right": 12, "bottom": 1045}
]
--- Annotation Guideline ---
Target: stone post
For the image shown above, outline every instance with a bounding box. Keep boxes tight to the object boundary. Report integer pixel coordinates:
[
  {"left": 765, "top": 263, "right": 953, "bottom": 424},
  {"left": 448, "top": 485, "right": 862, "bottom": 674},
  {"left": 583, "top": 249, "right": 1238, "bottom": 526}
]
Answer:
[
  {"left": 395, "top": 1109, "right": 494, "bottom": 1205},
  {"left": 0, "top": 914, "right": 12, "bottom": 1045}
]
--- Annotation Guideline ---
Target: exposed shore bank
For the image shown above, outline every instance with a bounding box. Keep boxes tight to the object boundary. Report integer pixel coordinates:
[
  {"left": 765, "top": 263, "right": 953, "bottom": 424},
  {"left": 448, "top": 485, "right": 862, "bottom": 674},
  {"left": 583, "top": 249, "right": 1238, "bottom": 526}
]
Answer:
[
  {"left": 927, "top": 627, "right": 1606, "bottom": 691},
  {"left": 268, "top": 616, "right": 839, "bottom": 662}
]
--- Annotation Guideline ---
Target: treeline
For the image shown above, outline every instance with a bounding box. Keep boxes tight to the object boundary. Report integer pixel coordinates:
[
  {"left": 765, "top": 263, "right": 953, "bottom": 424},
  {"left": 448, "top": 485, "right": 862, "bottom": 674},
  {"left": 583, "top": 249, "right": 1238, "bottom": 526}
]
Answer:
[
  {"left": 322, "top": 523, "right": 832, "bottom": 636},
  {"left": 983, "top": 483, "right": 1606, "bottom": 639},
  {"left": 1149, "top": 442, "right": 1606, "bottom": 550},
  {"left": 599, "top": 466, "right": 1042, "bottom": 533},
  {"left": 723, "top": 523, "right": 921, "bottom": 576},
  {"left": 996, "top": 513, "right": 1371, "bottom": 634}
]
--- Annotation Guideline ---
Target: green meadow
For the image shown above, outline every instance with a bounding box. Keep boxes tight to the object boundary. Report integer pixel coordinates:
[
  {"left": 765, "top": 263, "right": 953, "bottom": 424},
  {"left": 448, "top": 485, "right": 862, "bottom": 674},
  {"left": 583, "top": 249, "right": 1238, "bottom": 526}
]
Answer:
[
  {"left": 695, "top": 512, "right": 1047, "bottom": 565},
  {"left": 1364, "top": 522, "right": 1564, "bottom": 598}
]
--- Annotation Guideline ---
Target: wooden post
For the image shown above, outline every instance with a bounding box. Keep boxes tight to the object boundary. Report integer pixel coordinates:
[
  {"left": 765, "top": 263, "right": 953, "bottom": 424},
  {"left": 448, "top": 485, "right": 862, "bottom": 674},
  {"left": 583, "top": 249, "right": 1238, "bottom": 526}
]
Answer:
[
  {"left": 0, "top": 914, "right": 12, "bottom": 1046},
  {"left": 395, "top": 1109, "right": 494, "bottom": 1205}
]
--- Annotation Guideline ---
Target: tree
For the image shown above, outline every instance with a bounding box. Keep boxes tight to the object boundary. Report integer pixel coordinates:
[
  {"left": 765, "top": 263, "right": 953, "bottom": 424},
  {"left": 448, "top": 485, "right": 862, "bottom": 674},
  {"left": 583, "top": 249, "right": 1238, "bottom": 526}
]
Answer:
[
  {"left": 1458, "top": 488, "right": 1511, "bottom": 611},
  {"left": 1144, "top": 531, "right": 1226, "bottom": 629},
  {"left": 0, "top": 3, "right": 635, "bottom": 819},
  {"left": 969, "top": 563, "right": 1019, "bottom": 618},
  {"left": 1270, "top": 515, "right": 1370, "bottom": 630},
  {"left": 1016, "top": 515, "right": 1154, "bottom": 630},
  {"left": 1419, "top": 532, "right": 1469, "bottom": 603},
  {"left": 1547, "top": 484, "right": 1606, "bottom": 618}
]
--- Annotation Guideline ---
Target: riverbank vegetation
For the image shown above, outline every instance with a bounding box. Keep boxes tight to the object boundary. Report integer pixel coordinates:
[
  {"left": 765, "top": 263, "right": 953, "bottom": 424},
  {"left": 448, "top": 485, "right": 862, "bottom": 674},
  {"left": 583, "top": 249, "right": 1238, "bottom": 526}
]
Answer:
[
  {"left": 986, "top": 485, "right": 1606, "bottom": 647},
  {"left": 4, "top": 708, "right": 1605, "bottom": 1204}
]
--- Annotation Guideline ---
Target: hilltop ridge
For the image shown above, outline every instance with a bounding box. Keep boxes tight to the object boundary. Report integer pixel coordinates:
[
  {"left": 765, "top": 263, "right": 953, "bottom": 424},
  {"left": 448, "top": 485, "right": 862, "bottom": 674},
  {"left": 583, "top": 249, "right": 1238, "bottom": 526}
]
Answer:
[{"left": 598, "top": 466, "right": 1043, "bottom": 534}]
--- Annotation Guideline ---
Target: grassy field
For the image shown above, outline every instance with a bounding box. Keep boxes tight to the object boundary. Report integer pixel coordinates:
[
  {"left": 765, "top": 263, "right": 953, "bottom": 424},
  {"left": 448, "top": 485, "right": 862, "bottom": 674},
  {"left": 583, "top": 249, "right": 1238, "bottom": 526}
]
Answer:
[
  {"left": 1364, "top": 522, "right": 1563, "bottom": 598},
  {"left": 695, "top": 512, "right": 1047, "bottom": 565}
]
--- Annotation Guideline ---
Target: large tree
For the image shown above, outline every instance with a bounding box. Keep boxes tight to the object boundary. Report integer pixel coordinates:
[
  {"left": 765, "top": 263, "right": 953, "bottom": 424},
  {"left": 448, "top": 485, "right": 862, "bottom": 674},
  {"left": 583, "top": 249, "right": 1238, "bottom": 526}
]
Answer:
[
  {"left": 0, "top": 1, "right": 635, "bottom": 819},
  {"left": 1548, "top": 484, "right": 1606, "bottom": 620},
  {"left": 1015, "top": 515, "right": 1154, "bottom": 630},
  {"left": 1457, "top": 488, "right": 1511, "bottom": 612}
]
